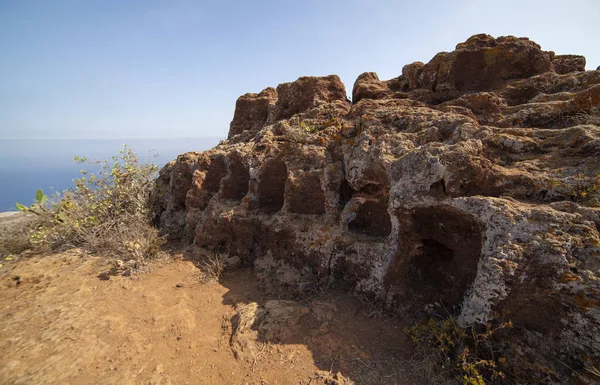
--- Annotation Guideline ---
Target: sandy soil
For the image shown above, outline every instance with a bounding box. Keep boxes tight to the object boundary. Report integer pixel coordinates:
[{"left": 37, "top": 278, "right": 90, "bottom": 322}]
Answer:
[{"left": 0, "top": 250, "right": 424, "bottom": 385}]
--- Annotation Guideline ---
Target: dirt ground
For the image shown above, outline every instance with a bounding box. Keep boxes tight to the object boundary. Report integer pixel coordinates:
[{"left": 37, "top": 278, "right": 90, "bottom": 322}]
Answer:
[{"left": 0, "top": 249, "right": 426, "bottom": 385}]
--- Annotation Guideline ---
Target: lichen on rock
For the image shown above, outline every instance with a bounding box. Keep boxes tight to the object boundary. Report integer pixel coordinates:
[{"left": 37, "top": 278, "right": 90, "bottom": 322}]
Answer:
[{"left": 154, "top": 34, "right": 600, "bottom": 381}]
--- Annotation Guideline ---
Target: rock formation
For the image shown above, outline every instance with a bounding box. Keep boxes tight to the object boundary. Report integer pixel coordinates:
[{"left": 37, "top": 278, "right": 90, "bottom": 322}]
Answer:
[{"left": 154, "top": 34, "right": 600, "bottom": 380}]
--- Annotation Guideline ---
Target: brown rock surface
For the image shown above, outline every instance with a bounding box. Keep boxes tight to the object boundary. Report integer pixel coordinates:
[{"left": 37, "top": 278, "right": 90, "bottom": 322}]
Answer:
[
  {"left": 553, "top": 54, "right": 586, "bottom": 74},
  {"left": 351, "top": 72, "right": 391, "bottom": 103},
  {"left": 155, "top": 34, "right": 600, "bottom": 382},
  {"left": 228, "top": 87, "right": 277, "bottom": 139}
]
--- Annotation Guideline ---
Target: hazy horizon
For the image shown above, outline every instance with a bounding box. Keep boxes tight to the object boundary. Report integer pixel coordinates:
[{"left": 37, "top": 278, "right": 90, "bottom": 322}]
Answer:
[
  {"left": 0, "top": 136, "right": 223, "bottom": 140},
  {"left": 0, "top": 137, "right": 221, "bottom": 211}
]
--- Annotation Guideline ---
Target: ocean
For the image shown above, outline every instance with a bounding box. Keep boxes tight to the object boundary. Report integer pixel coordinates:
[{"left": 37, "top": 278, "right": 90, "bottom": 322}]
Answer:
[{"left": 0, "top": 137, "right": 221, "bottom": 212}]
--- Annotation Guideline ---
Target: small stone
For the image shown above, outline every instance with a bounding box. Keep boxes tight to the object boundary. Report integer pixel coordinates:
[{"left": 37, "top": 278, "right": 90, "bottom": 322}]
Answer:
[{"left": 224, "top": 255, "right": 241, "bottom": 269}]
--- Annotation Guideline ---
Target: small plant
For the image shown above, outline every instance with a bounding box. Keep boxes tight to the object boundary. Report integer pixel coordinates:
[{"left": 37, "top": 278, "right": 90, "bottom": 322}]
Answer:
[
  {"left": 295, "top": 265, "right": 330, "bottom": 297},
  {"left": 16, "top": 189, "right": 49, "bottom": 215},
  {"left": 536, "top": 171, "right": 600, "bottom": 202},
  {"left": 405, "top": 316, "right": 514, "bottom": 384},
  {"left": 571, "top": 106, "right": 600, "bottom": 126},
  {"left": 199, "top": 251, "right": 226, "bottom": 283},
  {"left": 0, "top": 190, "right": 51, "bottom": 258},
  {"left": 353, "top": 113, "right": 374, "bottom": 136},
  {"left": 16, "top": 145, "right": 164, "bottom": 262},
  {"left": 284, "top": 120, "right": 318, "bottom": 144}
]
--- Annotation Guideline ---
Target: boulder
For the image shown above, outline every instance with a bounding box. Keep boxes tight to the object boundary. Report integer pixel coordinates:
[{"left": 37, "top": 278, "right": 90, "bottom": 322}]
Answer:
[
  {"left": 351, "top": 72, "right": 391, "bottom": 103},
  {"left": 270, "top": 75, "right": 349, "bottom": 122},
  {"left": 434, "top": 34, "right": 553, "bottom": 92},
  {"left": 228, "top": 87, "right": 277, "bottom": 139}
]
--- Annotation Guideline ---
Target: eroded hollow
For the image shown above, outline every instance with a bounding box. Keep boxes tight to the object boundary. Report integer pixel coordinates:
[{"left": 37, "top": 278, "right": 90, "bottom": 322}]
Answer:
[
  {"left": 288, "top": 172, "right": 325, "bottom": 214},
  {"left": 386, "top": 206, "right": 482, "bottom": 309},
  {"left": 338, "top": 178, "right": 355, "bottom": 207},
  {"left": 203, "top": 156, "right": 227, "bottom": 193},
  {"left": 221, "top": 155, "right": 250, "bottom": 201},
  {"left": 347, "top": 200, "right": 391, "bottom": 238},
  {"left": 257, "top": 159, "right": 288, "bottom": 213}
]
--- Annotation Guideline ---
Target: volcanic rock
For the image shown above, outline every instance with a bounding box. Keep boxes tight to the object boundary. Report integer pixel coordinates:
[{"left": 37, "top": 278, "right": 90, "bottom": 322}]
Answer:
[{"left": 155, "top": 34, "right": 600, "bottom": 381}]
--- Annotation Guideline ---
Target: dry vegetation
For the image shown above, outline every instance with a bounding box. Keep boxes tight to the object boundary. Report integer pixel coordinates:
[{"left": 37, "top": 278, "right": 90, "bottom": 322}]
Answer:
[
  {"left": 9, "top": 146, "right": 164, "bottom": 265},
  {"left": 198, "top": 251, "right": 227, "bottom": 283},
  {"left": 405, "top": 316, "right": 517, "bottom": 385},
  {"left": 572, "top": 106, "right": 600, "bottom": 126}
]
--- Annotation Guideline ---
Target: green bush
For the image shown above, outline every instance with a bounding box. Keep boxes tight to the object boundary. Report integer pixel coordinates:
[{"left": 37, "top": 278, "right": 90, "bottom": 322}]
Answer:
[
  {"left": 405, "top": 317, "right": 514, "bottom": 384},
  {"left": 16, "top": 145, "right": 165, "bottom": 261}
]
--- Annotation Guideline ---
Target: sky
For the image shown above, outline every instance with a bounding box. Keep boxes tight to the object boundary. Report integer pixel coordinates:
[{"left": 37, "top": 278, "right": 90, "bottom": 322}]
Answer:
[{"left": 0, "top": 0, "right": 599, "bottom": 140}]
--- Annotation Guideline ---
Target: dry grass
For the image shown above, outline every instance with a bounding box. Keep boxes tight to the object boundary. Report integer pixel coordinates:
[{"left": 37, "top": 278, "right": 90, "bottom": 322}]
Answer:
[
  {"left": 405, "top": 345, "right": 454, "bottom": 385},
  {"left": 295, "top": 265, "right": 330, "bottom": 298},
  {"left": 571, "top": 106, "right": 600, "bottom": 126},
  {"left": 198, "top": 252, "right": 227, "bottom": 283},
  {"left": 405, "top": 317, "right": 520, "bottom": 385}
]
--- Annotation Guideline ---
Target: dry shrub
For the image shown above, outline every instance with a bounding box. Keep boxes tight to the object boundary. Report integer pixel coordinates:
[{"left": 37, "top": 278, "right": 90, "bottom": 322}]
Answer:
[
  {"left": 405, "top": 316, "right": 516, "bottom": 385},
  {"left": 16, "top": 146, "right": 165, "bottom": 262},
  {"left": 294, "top": 265, "right": 330, "bottom": 298},
  {"left": 571, "top": 106, "right": 600, "bottom": 126},
  {"left": 198, "top": 252, "right": 226, "bottom": 283},
  {"left": 404, "top": 314, "right": 595, "bottom": 384}
]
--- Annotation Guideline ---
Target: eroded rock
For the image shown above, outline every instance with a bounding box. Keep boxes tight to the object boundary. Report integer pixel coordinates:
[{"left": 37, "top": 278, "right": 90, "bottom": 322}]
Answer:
[
  {"left": 553, "top": 54, "right": 586, "bottom": 74},
  {"left": 229, "top": 87, "right": 277, "bottom": 139},
  {"left": 156, "top": 34, "right": 600, "bottom": 381}
]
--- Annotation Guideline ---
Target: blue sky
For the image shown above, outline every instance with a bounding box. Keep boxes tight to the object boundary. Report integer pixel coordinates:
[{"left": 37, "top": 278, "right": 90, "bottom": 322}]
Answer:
[{"left": 1, "top": 0, "right": 599, "bottom": 140}]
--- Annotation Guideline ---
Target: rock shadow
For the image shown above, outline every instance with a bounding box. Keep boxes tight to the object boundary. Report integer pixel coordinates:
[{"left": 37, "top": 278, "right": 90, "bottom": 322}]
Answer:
[
  {"left": 385, "top": 205, "right": 483, "bottom": 312},
  {"left": 178, "top": 248, "right": 424, "bottom": 384}
]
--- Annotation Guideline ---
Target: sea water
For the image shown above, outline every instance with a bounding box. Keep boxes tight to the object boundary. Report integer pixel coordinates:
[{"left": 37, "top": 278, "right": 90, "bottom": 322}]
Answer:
[{"left": 0, "top": 137, "right": 220, "bottom": 212}]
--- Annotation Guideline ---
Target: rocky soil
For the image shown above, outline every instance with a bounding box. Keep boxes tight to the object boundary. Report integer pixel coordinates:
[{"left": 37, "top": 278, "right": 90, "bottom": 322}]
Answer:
[
  {"left": 0, "top": 250, "right": 424, "bottom": 385},
  {"left": 154, "top": 34, "right": 600, "bottom": 382}
]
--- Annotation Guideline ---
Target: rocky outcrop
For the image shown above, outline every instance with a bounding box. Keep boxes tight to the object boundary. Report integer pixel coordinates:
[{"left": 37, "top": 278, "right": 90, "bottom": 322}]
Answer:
[
  {"left": 155, "top": 34, "right": 600, "bottom": 381},
  {"left": 553, "top": 54, "right": 586, "bottom": 74},
  {"left": 228, "top": 88, "right": 277, "bottom": 138}
]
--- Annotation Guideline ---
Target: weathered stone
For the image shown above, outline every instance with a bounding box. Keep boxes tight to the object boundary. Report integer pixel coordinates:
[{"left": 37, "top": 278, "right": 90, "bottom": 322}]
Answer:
[
  {"left": 439, "top": 34, "right": 552, "bottom": 92},
  {"left": 347, "top": 198, "right": 391, "bottom": 238},
  {"left": 270, "top": 75, "right": 349, "bottom": 122},
  {"left": 155, "top": 34, "right": 600, "bottom": 381},
  {"left": 400, "top": 61, "right": 424, "bottom": 91},
  {"left": 257, "top": 159, "right": 287, "bottom": 213},
  {"left": 287, "top": 170, "right": 325, "bottom": 214},
  {"left": 220, "top": 153, "right": 250, "bottom": 201},
  {"left": 351, "top": 72, "right": 391, "bottom": 103},
  {"left": 552, "top": 54, "right": 586, "bottom": 74},
  {"left": 439, "top": 92, "right": 508, "bottom": 125},
  {"left": 228, "top": 87, "right": 277, "bottom": 139}
]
